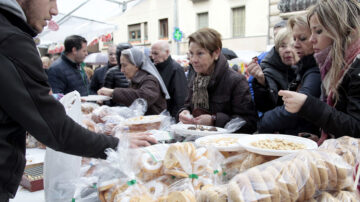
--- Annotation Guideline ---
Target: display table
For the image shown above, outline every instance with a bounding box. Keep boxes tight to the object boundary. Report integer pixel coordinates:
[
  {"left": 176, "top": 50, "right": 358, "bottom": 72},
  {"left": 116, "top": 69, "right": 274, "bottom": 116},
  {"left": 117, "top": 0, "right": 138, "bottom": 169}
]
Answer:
[{"left": 10, "top": 148, "right": 45, "bottom": 202}]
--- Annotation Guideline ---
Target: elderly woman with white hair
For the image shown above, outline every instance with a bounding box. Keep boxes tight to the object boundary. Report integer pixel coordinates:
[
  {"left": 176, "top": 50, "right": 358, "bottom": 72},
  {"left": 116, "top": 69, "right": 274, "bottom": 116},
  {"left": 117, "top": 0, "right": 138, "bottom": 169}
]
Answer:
[{"left": 98, "top": 47, "right": 169, "bottom": 115}]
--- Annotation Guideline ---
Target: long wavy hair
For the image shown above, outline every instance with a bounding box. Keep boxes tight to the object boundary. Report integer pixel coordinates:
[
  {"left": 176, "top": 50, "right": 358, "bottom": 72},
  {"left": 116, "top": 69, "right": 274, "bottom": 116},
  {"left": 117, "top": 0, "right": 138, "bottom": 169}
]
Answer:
[{"left": 307, "top": 0, "right": 360, "bottom": 101}]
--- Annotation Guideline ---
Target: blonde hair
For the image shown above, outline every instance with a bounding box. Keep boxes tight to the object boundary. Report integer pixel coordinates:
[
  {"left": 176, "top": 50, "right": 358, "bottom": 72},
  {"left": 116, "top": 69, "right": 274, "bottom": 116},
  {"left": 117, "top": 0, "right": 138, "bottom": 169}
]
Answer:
[
  {"left": 188, "top": 28, "right": 222, "bottom": 54},
  {"left": 274, "top": 28, "right": 292, "bottom": 52},
  {"left": 307, "top": 0, "right": 360, "bottom": 101},
  {"left": 288, "top": 15, "right": 309, "bottom": 31}
]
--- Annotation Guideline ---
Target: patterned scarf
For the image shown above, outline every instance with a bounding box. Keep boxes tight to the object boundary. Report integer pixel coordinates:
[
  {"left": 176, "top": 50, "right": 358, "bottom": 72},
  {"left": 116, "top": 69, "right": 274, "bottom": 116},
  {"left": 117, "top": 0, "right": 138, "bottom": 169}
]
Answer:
[{"left": 192, "top": 74, "right": 211, "bottom": 110}]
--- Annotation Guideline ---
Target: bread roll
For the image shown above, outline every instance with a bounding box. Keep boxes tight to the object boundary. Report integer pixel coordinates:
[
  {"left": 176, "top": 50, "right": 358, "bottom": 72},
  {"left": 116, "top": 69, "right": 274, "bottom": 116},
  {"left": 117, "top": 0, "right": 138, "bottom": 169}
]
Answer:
[
  {"left": 230, "top": 174, "right": 257, "bottom": 202},
  {"left": 334, "top": 191, "right": 359, "bottom": 201},
  {"left": 317, "top": 191, "right": 337, "bottom": 202},
  {"left": 247, "top": 168, "right": 272, "bottom": 202},
  {"left": 261, "top": 167, "right": 280, "bottom": 202}
]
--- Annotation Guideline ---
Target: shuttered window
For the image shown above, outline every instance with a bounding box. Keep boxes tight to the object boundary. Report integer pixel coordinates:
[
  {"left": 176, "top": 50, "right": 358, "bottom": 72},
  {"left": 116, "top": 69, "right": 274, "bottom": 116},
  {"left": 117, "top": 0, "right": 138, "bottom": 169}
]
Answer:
[
  {"left": 197, "top": 12, "right": 208, "bottom": 29},
  {"left": 232, "top": 7, "right": 245, "bottom": 37},
  {"left": 159, "top": 18, "right": 168, "bottom": 39}
]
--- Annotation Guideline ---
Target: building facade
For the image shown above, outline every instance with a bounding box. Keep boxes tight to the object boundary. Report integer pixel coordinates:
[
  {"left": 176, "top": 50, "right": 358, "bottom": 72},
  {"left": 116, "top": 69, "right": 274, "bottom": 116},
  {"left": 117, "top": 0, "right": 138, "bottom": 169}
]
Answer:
[{"left": 109, "top": 0, "right": 270, "bottom": 54}]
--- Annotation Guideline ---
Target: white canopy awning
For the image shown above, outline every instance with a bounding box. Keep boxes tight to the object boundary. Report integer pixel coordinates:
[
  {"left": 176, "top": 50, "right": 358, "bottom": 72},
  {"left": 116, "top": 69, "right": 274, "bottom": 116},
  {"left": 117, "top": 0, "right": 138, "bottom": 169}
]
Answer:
[{"left": 38, "top": 0, "right": 142, "bottom": 46}]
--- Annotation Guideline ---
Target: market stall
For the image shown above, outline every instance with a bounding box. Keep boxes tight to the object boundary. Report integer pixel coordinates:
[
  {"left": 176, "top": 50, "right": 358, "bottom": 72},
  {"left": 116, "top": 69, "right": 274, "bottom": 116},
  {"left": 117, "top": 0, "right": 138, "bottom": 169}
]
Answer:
[{"left": 15, "top": 92, "right": 360, "bottom": 201}]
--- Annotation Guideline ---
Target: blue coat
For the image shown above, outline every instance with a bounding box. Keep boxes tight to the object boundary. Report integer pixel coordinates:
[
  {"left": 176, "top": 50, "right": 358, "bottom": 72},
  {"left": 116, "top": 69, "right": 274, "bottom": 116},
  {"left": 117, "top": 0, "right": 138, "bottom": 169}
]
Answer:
[{"left": 48, "top": 54, "right": 89, "bottom": 96}]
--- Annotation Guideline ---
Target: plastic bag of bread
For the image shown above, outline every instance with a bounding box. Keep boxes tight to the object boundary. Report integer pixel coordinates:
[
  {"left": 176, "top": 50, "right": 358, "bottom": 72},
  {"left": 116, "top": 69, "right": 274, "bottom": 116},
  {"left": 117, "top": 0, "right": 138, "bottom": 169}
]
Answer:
[
  {"left": 136, "top": 144, "right": 169, "bottom": 182},
  {"left": 313, "top": 190, "right": 360, "bottom": 202},
  {"left": 320, "top": 136, "right": 360, "bottom": 167},
  {"left": 91, "top": 106, "right": 118, "bottom": 123},
  {"left": 227, "top": 150, "right": 354, "bottom": 202},
  {"left": 81, "top": 102, "right": 99, "bottom": 115},
  {"left": 158, "top": 178, "right": 197, "bottom": 202},
  {"left": 163, "top": 143, "right": 221, "bottom": 191},
  {"left": 196, "top": 184, "right": 228, "bottom": 202},
  {"left": 122, "top": 112, "right": 172, "bottom": 133},
  {"left": 102, "top": 115, "right": 125, "bottom": 135},
  {"left": 73, "top": 176, "right": 99, "bottom": 202},
  {"left": 96, "top": 136, "right": 145, "bottom": 202},
  {"left": 223, "top": 151, "right": 277, "bottom": 181}
]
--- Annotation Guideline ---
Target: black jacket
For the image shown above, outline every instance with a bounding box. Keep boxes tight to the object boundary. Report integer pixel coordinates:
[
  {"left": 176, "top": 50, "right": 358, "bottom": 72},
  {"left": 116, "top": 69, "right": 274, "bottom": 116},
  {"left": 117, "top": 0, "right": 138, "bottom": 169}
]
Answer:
[
  {"left": 155, "top": 56, "right": 187, "bottom": 117},
  {"left": 259, "top": 55, "right": 321, "bottom": 135},
  {"left": 48, "top": 54, "right": 90, "bottom": 96},
  {"left": 180, "top": 54, "right": 258, "bottom": 133},
  {"left": 103, "top": 66, "right": 129, "bottom": 89},
  {"left": 252, "top": 47, "right": 296, "bottom": 112},
  {"left": 90, "top": 64, "right": 115, "bottom": 94},
  {"left": 0, "top": 7, "right": 118, "bottom": 198},
  {"left": 298, "top": 55, "right": 360, "bottom": 138}
]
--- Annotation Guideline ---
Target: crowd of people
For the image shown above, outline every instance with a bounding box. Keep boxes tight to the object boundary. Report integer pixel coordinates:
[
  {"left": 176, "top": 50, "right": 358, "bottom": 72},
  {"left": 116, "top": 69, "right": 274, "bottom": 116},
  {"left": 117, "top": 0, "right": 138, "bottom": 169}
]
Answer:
[{"left": 1, "top": 0, "right": 360, "bottom": 200}]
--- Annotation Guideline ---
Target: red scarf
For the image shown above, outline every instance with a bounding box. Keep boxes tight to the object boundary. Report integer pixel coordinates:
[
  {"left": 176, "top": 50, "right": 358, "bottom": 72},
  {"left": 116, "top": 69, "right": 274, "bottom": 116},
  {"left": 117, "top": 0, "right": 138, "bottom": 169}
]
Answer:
[{"left": 316, "top": 38, "right": 360, "bottom": 145}]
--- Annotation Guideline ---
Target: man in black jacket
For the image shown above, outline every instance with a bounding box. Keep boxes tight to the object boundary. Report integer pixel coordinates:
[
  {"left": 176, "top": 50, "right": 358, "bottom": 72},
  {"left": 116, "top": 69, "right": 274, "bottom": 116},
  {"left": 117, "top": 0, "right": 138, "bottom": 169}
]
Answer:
[
  {"left": 151, "top": 41, "right": 187, "bottom": 117},
  {"left": 90, "top": 44, "right": 118, "bottom": 94},
  {"left": 0, "top": 1, "right": 155, "bottom": 201},
  {"left": 48, "top": 35, "right": 90, "bottom": 96}
]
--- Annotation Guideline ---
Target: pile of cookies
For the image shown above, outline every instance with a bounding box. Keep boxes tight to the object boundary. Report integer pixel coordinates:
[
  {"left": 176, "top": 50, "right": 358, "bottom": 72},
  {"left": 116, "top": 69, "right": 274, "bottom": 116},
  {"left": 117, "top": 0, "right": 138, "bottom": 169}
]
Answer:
[
  {"left": 222, "top": 151, "right": 277, "bottom": 179},
  {"left": 320, "top": 136, "right": 360, "bottom": 167},
  {"left": 313, "top": 191, "right": 359, "bottom": 201},
  {"left": 227, "top": 150, "right": 354, "bottom": 202}
]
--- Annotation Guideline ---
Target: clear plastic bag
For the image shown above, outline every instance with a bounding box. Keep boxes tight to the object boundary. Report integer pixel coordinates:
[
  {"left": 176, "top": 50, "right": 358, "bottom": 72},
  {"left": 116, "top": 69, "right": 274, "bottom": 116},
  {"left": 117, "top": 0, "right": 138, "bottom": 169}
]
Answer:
[
  {"left": 81, "top": 102, "right": 99, "bottom": 115},
  {"left": 227, "top": 150, "right": 354, "bottom": 202},
  {"left": 96, "top": 136, "right": 153, "bottom": 202},
  {"left": 224, "top": 117, "right": 247, "bottom": 133},
  {"left": 319, "top": 136, "right": 360, "bottom": 167},
  {"left": 44, "top": 91, "right": 82, "bottom": 202},
  {"left": 73, "top": 176, "right": 99, "bottom": 202},
  {"left": 163, "top": 143, "right": 222, "bottom": 191}
]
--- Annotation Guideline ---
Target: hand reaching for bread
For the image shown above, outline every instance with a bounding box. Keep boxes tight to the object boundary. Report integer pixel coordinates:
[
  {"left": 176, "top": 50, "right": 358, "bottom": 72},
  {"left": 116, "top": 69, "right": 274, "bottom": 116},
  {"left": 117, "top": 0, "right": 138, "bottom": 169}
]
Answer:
[{"left": 127, "top": 132, "right": 157, "bottom": 148}]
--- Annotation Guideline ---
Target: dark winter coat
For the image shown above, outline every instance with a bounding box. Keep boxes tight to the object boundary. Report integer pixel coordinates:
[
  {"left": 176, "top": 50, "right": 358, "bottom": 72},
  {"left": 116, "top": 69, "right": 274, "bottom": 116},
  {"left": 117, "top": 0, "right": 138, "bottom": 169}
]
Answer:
[
  {"left": 180, "top": 54, "right": 258, "bottom": 133},
  {"left": 103, "top": 66, "right": 129, "bottom": 89},
  {"left": 155, "top": 56, "right": 187, "bottom": 117},
  {"left": 90, "top": 64, "right": 115, "bottom": 94},
  {"left": 259, "top": 55, "right": 321, "bottom": 135},
  {"left": 48, "top": 54, "right": 90, "bottom": 96},
  {"left": 298, "top": 55, "right": 360, "bottom": 138},
  {"left": 252, "top": 47, "right": 296, "bottom": 112},
  {"left": 112, "top": 70, "right": 166, "bottom": 115},
  {"left": 0, "top": 7, "right": 118, "bottom": 198}
]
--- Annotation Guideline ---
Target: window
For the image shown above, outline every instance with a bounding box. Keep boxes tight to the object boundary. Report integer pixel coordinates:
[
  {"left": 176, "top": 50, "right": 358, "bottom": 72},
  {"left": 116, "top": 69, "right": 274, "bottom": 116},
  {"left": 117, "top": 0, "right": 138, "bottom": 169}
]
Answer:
[
  {"left": 232, "top": 7, "right": 245, "bottom": 37},
  {"left": 144, "top": 22, "right": 148, "bottom": 41},
  {"left": 128, "top": 23, "right": 141, "bottom": 41},
  {"left": 197, "top": 12, "right": 208, "bottom": 29},
  {"left": 159, "top": 18, "right": 168, "bottom": 39}
]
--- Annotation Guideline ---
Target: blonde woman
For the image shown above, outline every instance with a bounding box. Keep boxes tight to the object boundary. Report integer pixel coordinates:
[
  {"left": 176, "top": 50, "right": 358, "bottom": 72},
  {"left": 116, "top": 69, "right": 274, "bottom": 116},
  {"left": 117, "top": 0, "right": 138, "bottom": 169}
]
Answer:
[
  {"left": 279, "top": 0, "right": 360, "bottom": 142},
  {"left": 258, "top": 16, "right": 321, "bottom": 135},
  {"left": 247, "top": 28, "right": 298, "bottom": 113}
]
